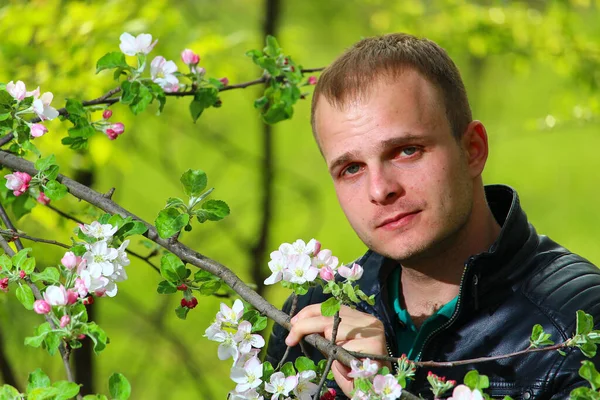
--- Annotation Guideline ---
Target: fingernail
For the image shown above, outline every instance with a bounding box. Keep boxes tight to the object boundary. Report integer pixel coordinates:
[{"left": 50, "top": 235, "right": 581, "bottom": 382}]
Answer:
[{"left": 291, "top": 316, "right": 298, "bottom": 324}]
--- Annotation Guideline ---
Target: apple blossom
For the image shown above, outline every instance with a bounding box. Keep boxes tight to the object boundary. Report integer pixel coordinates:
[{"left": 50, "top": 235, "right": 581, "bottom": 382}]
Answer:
[
  {"left": 448, "top": 385, "right": 484, "bottom": 400},
  {"left": 19, "top": 270, "right": 26, "bottom": 279},
  {"left": 60, "top": 315, "right": 71, "bottom": 328},
  {"left": 150, "top": 56, "right": 179, "bottom": 92},
  {"left": 61, "top": 251, "right": 79, "bottom": 270},
  {"left": 79, "top": 221, "right": 118, "bottom": 240},
  {"left": 351, "top": 390, "right": 370, "bottom": 400},
  {"left": 372, "top": 374, "right": 402, "bottom": 400},
  {"left": 102, "top": 109, "right": 112, "bottom": 119},
  {"left": 205, "top": 321, "right": 224, "bottom": 341},
  {"left": 33, "top": 300, "right": 51, "bottom": 314},
  {"left": 216, "top": 299, "right": 245, "bottom": 325},
  {"left": 215, "top": 331, "right": 240, "bottom": 361},
  {"left": 0, "top": 277, "right": 8, "bottom": 292},
  {"left": 67, "top": 290, "right": 78, "bottom": 305},
  {"left": 264, "top": 372, "right": 298, "bottom": 400},
  {"left": 83, "top": 240, "right": 118, "bottom": 276},
  {"left": 293, "top": 370, "right": 319, "bottom": 400},
  {"left": 348, "top": 358, "right": 379, "bottom": 379},
  {"left": 234, "top": 321, "right": 265, "bottom": 354},
  {"left": 6, "top": 80, "right": 27, "bottom": 101},
  {"left": 181, "top": 49, "right": 200, "bottom": 65},
  {"left": 230, "top": 356, "right": 263, "bottom": 393},
  {"left": 281, "top": 254, "right": 318, "bottom": 284},
  {"left": 307, "top": 76, "right": 317, "bottom": 85},
  {"left": 338, "top": 263, "right": 364, "bottom": 281},
  {"left": 119, "top": 32, "right": 158, "bottom": 56},
  {"left": 80, "top": 271, "right": 118, "bottom": 297},
  {"left": 319, "top": 267, "right": 335, "bottom": 282},
  {"left": 229, "top": 389, "right": 264, "bottom": 400},
  {"left": 30, "top": 123, "right": 48, "bottom": 138},
  {"left": 74, "top": 277, "right": 88, "bottom": 298},
  {"left": 219, "top": 77, "right": 229, "bottom": 86},
  {"left": 264, "top": 253, "right": 287, "bottom": 285},
  {"left": 37, "top": 192, "right": 50, "bottom": 205},
  {"left": 43, "top": 285, "right": 70, "bottom": 306},
  {"left": 5, "top": 171, "right": 32, "bottom": 196},
  {"left": 32, "top": 92, "right": 59, "bottom": 121},
  {"left": 192, "top": 65, "right": 206, "bottom": 77},
  {"left": 311, "top": 249, "right": 338, "bottom": 271}
]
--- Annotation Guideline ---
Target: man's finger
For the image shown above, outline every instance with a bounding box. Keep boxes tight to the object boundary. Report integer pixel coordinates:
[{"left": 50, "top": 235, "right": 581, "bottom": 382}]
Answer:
[
  {"left": 285, "top": 315, "right": 333, "bottom": 346},
  {"left": 331, "top": 360, "right": 354, "bottom": 397}
]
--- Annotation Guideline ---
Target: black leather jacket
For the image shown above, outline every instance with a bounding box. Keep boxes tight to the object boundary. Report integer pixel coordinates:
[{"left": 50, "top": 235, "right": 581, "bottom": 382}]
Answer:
[{"left": 265, "top": 185, "right": 600, "bottom": 399}]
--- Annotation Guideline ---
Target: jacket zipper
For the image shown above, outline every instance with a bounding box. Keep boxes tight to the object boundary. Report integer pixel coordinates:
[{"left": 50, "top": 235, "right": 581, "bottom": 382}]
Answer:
[{"left": 414, "top": 256, "right": 476, "bottom": 362}]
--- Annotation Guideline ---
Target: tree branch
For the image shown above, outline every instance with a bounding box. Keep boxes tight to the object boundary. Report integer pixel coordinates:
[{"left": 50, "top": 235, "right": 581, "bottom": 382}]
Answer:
[
  {"left": 0, "top": 228, "right": 71, "bottom": 249},
  {"left": 313, "top": 312, "right": 341, "bottom": 400}
]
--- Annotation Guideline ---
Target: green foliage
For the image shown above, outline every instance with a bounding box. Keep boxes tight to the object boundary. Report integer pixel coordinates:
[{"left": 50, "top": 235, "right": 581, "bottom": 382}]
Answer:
[
  {"left": 569, "top": 311, "right": 600, "bottom": 358},
  {"left": 295, "top": 356, "right": 316, "bottom": 372},
  {"left": 263, "top": 361, "right": 275, "bottom": 382},
  {"left": 180, "top": 169, "right": 207, "bottom": 197},
  {"left": 109, "top": 373, "right": 131, "bottom": 400},
  {"left": 96, "top": 52, "right": 128, "bottom": 73},
  {"left": 155, "top": 207, "right": 190, "bottom": 239},
  {"left": 529, "top": 324, "right": 554, "bottom": 348},
  {"left": 190, "top": 86, "right": 219, "bottom": 122},
  {"left": 464, "top": 370, "right": 489, "bottom": 392},
  {"left": 160, "top": 253, "right": 187, "bottom": 283},
  {"left": 30, "top": 267, "right": 60, "bottom": 285},
  {"left": 16, "top": 283, "right": 34, "bottom": 310},
  {"left": 280, "top": 361, "right": 296, "bottom": 377},
  {"left": 83, "top": 322, "right": 109, "bottom": 355},
  {"left": 320, "top": 297, "right": 341, "bottom": 317},
  {"left": 242, "top": 310, "right": 268, "bottom": 332}
]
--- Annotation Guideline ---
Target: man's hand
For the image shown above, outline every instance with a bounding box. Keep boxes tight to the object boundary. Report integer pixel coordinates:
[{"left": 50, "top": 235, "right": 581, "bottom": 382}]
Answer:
[{"left": 285, "top": 304, "right": 390, "bottom": 397}]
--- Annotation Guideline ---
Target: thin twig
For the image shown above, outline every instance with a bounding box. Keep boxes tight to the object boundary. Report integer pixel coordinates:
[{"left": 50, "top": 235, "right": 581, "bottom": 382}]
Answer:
[
  {"left": 277, "top": 293, "right": 299, "bottom": 369},
  {"left": 0, "top": 205, "right": 24, "bottom": 251},
  {"left": 313, "top": 312, "right": 341, "bottom": 400},
  {"left": 0, "top": 229, "right": 71, "bottom": 249}
]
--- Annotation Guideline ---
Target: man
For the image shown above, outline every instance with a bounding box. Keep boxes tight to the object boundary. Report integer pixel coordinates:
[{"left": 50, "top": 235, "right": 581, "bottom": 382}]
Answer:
[{"left": 265, "top": 33, "right": 600, "bottom": 399}]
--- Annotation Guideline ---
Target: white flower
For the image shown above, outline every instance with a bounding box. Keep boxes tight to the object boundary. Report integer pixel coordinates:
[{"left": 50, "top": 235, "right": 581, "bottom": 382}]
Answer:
[
  {"left": 150, "top": 56, "right": 179, "bottom": 91},
  {"left": 114, "top": 239, "right": 130, "bottom": 267},
  {"left": 311, "top": 249, "right": 339, "bottom": 271},
  {"left": 264, "top": 372, "right": 297, "bottom": 400},
  {"left": 448, "top": 385, "right": 484, "bottom": 400},
  {"left": 6, "top": 80, "right": 39, "bottom": 101},
  {"left": 119, "top": 32, "right": 158, "bottom": 56},
  {"left": 216, "top": 299, "right": 244, "bottom": 325},
  {"left": 282, "top": 254, "right": 318, "bottom": 284},
  {"left": 276, "top": 239, "right": 320, "bottom": 257},
  {"left": 230, "top": 356, "right": 263, "bottom": 393},
  {"left": 264, "top": 252, "right": 287, "bottom": 285},
  {"left": 351, "top": 390, "right": 370, "bottom": 400},
  {"left": 83, "top": 241, "right": 118, "bottom": 276},
  {"left": 348, "top": 358, "right": 379, "bottom": 379},
  {"left": 205, "top": 321, "right": 224, "bottom": 341},
  {"left": 372, "top": 374, "right": 402, "bottom": 400},
  {"left": 32, "top": 92, "right": 59, "bottom": 121},
  {"left": 229, "top": 389, "right": 263, "bottom": 400},
  {"left": 79, "top": 270, "right": 118, "bottom": 297},
  {"left": 338, "top": 263, "right": 364, "bottom": 281},
  {"left": 214, "top": 331, "right": 239, "bottom": 362},
  {"left": 234, "top": 321, "right": 265, "bottom": 354},
  {"left": 43, "top": 285, "right": 69, "bottom": 306},
  {"left": 80, "top": 221, "right": 118, "bottom": 240},
  {"left": 293, "top": 370, "right": 318, "bottom": 400}
]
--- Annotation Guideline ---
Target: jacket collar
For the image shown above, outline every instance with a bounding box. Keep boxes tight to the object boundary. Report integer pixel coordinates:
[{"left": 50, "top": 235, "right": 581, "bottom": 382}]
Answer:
[{"left": 353, "top": 184, "right": 537, "bottom": 302}]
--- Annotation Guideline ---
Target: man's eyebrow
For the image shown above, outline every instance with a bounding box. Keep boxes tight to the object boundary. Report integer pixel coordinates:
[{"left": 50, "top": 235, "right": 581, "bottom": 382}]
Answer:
[{"left": 328, "top": 133, "right": 427, "bottom": 174}]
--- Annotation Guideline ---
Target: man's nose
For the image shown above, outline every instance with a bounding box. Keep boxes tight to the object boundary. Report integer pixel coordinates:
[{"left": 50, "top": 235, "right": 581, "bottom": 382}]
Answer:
[{"left": 368, "top": 166, "right": 403, "bottom": 205}]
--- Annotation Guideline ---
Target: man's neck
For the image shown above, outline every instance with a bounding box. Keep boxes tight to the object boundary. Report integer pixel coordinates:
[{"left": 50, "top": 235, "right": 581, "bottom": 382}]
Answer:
[{"left": 399, "top": 194, "right": 502, "bottom": 328}]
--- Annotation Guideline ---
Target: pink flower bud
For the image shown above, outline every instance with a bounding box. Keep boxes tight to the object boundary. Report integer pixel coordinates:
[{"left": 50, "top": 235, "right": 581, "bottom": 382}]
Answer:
[
  {"left": 181, "top": 49, "right": 200, "bottom": 65},
  {"left": 78, "top": 334, "right": 86, "bottom": 339},
  {"left": 319, "top": 266, "right": 335, "bottom": 282},
  {"left": 111, "top": 122, "right": 125, "bottom": 135},
  {"left": 188, "top": 297, "right": 198, "bottom": 309},
  {"left": 0, "top": 277, "right": 9, "bottom": 292},
  {"left": 191, "top": 66, "right": 206, "bottom": 76},
  {"left": 180, "top": 298, "right": 188, "bottom": 308},
  {"left": 338, "top": 263, "right": 364, "bottom": 281},
  {"left": 82, "top": 296, "right": 94, "bottom": 305},
  {"left": 34, "top": 300, "right": 51, "bottom": 314},
  {"left": 60, "top": 315, "right": 71, "bottom": 328},
  {"left": 67, "top": 290, "right": 78, "bottom": 305},
  {"left": 320, "top": 388, "right": 336, "bottom": 400},
  {"left": 19, "top": 270, "right": 26, "bottom": 279},
  {"left": 177, "top": 283, "right": 187, "bottom": 291},
  {"left": 37, "top": 192, "right": 50, "bottom": 205},
  {"left": 307, "top": 76, "right": 317, "bottom": 85},
  {"left": 5, "top": 171, "right": 32, "bottom": 197},
  {"left": 102, "top": 109, "right": 113, "bottom": 119},
  {"left": 30, "top": 123, "right": 48, "bottom": 138},
  {"left": 219, "top": 77, "right": 229, "bottom": 86},
  {"left": 61, "top": 251, "right": 78, "bottom": 270}
]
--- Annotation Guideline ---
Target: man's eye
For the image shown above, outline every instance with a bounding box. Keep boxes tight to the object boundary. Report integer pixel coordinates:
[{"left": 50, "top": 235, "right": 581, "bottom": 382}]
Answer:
[
  {"left": 343, "top": 164, "right": 361, "bottom": 175},
  {"left": 401, "top": 146, "right": 418, "bottom": 156}
]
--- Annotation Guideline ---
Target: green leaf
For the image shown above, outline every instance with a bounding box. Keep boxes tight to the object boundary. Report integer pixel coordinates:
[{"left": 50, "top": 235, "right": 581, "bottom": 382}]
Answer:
[
  {"left": 44, "top": 180, "right": 68, "bottom": 201},
  {"left": 579, "top": 360, "right": 600, "bottom": 391},
  {"left": 155, "top": 207, "right": 189, "bottom": 239},
  {"left": 83, "top": 396, "right": 108, "bottom": 400},
  {"left": 263, "top": 361, "right": 274, "bottom": 382},
  {"left": 320, "top": 297, "right": 341, "bottom": 317},
  {"left": 22, "top": 140, "right": 41, "bottom": 157},
  {"left": 181, "top": 169, "right": 207, "bottom": 197},
  {"left": 96, "top": 52, "right": 128, "bottom": 73},
  {"left": 295, "top": 356, "right": 316, "bottom": 372},
  {"left": 52, "top": 381, "right": 81, "bottom": 400},
  {"left": 25, "top": 322, "right": 52, "bottom": 348},
  {"left": 21, "top": 257, "right": 36, "bottom": 274},
  {"left": 27, "top": 369, "right": 51, "bottom": 392},
  {"left": 196, "top": 280, "right": 222, "bottom": 296},
  {"left": 0, "top": 254, "right": 12, "bottom": 271},
  {"left": 121, "top": 81, "right": 140, "bottom": 105},
  {"left": 194, "top": 270, "right": 216, "bottom": 282},
  {"left": 108, "top": 373, "right": 131, "bottom": 400},
  {"left": 175, "top": 305, "right": 189, "bottom": 320},
  {"left": 189, "top": 87, "right": 219, "bottom": 123},
  {"left": 44, "top": 331, "right": 61, "bottom": 356},
  {"left": 160, "top": 253, "right": 187, "bottom": 283},
  {"left": 85, "top": 323, "right": 108, "bottom": 354},
  {"left": 343, "top": 282, "right": 360, "bottom": 304},
  {"left": 16, "top": 284, "right": 34, "bottom": 310},
  {"left": 10, "top": 191, "right": 37, "bottom": 220},
  {"left": 34, "top": 154, "right": 56, "bottom": 172},
  {"left": 12, "top": 247, "right": 32, "bottom": 269},
  {"left": 0, "top": 384, "right": 22, "bottom": 399},
  {"left": 281, "top": 362, "right": 296, "bottom": 377},
  {"left": 463, "top": 370, "right": 489, "bottom": 391},
  {"left": 61, "top": 136, "right": 89, "bottom": 150},
  {"left": 198, "top": 199, "right": 230, "bottom": 222},
  {"left": 65, "top": 98, "right": 87, "bottom": 117},
  {"left": 31, "top": 267, "right": 60, "bottom": 284},
  {"left": 157, "top": 280, "right": 177, "bottom": 294},
  {"left": 577, "top": 310, "right": 595, "bottom": 336},
  {"left": 130, "top": 82, "right": 153, "bottom": 115},
  {"left": 265, "top": 35, "right": 281, "bottom": 57}
]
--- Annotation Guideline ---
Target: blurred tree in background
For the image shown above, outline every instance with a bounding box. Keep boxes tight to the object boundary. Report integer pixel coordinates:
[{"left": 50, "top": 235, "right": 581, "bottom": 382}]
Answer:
[{"left": 0, "top": 0, "right": 598, "bottom": 398}]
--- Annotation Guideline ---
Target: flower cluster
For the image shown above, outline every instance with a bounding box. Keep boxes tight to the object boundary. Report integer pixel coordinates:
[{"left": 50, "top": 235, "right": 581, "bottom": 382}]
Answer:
[
  {"left": 348, "top": 359, "right": 403, "bottom": 400},
  {"left": 427, "top": 371, "right": 456, "bottom": 398},
  {"left": 5, "top": 80, "right": 58, "bottom": 138}
]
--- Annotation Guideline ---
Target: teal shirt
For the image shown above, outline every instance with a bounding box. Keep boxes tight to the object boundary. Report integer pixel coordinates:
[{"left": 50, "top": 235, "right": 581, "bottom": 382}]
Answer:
[{"left": 388, "top": 268, "right": 458, "bottom": 361}]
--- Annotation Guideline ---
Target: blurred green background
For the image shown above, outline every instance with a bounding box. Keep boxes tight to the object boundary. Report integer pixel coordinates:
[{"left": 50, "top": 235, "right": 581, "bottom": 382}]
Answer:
[{"left": 0, "top": 0, "right": 599, "bottom": 398}]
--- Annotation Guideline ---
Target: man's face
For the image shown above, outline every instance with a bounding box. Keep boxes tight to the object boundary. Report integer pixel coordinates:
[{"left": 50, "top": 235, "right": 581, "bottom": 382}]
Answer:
[{"left": 314, "top": 70, "right": 475, "bottom": 262}]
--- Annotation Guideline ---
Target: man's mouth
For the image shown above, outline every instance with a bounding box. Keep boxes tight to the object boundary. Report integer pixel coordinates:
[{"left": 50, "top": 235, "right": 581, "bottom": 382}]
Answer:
[{"left": 376, "top": 211, "right": 421, "bottom": 230}]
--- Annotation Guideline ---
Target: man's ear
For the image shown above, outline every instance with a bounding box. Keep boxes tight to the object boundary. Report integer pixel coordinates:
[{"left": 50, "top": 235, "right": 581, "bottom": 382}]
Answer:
[{"left": 461, "top": 120, "right": 489, "bottom": 178}]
